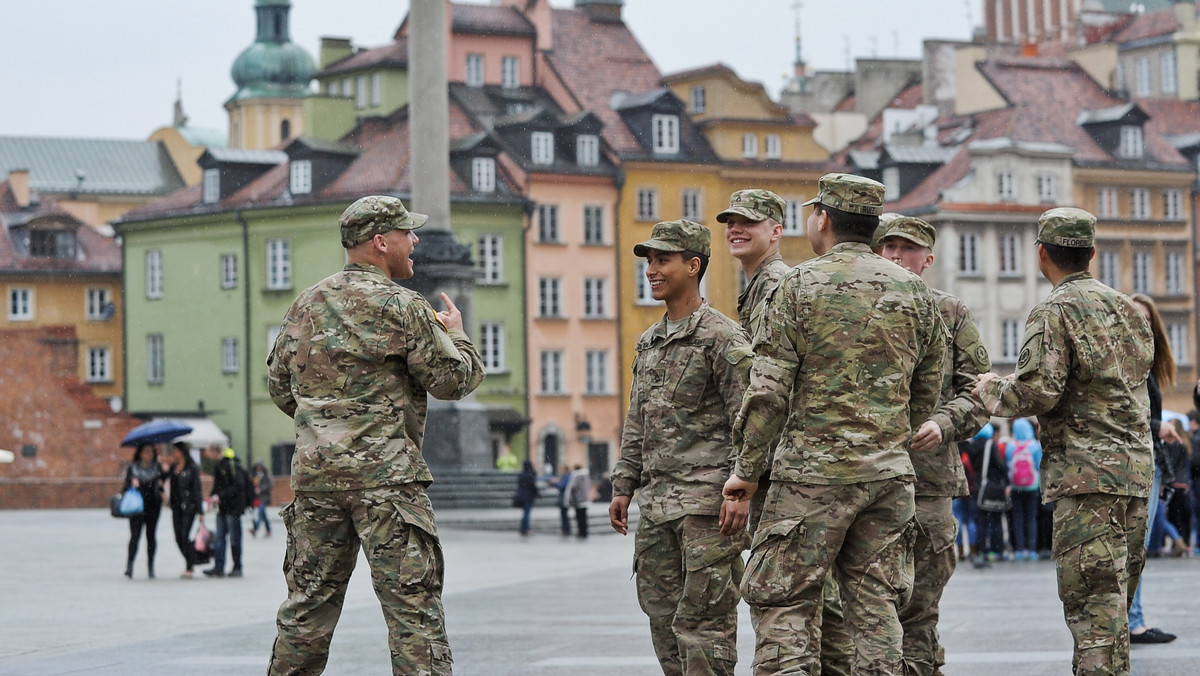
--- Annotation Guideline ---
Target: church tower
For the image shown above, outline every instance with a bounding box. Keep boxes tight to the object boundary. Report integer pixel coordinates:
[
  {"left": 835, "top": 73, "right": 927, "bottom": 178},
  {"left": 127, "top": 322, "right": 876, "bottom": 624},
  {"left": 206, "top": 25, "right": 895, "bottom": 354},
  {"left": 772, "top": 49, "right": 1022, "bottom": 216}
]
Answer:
[{"left": 225, "top": 0, "right": 315, "bottom": 149}]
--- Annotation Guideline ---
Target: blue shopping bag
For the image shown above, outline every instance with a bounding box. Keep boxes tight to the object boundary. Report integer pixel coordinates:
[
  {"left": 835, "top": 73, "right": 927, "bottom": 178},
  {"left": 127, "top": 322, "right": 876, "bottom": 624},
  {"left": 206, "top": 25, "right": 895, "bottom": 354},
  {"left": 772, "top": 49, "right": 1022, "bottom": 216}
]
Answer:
[{"left": 118, "top": 488, "right": 144, "bottom": 516}]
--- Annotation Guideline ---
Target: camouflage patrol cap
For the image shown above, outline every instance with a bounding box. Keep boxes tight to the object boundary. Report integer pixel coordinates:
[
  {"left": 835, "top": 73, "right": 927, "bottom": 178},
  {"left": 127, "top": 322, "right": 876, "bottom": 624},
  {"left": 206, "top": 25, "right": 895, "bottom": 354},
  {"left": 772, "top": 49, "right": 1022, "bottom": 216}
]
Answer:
[
  {"left": 1036, "top": 207, "right": 1095, "bottom": 248},
  {"left": 633, "top": 219, "right": 711, "bottom": 257},
  {"left": 873, "top": 212, "right": 904, "bottom": 248},
  {"left": 716, "top": 189, "right": 786, "bottom": 224},
  {"left": 880, "top": 216, "right": 936, "bottom": 249},
  {"left": 339, "top": 195, "right": 428, "bottom": 248},
  {"left": 802, "top": 173, "right": 885, "bottom": 216}
]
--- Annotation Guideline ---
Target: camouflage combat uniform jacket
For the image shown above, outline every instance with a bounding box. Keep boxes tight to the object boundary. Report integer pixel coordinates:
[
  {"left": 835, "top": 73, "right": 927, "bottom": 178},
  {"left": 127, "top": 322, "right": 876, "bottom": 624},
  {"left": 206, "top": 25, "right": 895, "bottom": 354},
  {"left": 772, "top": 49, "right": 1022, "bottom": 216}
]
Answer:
[
  {"left": 613, "top": 301, "right": 753, "bottom": 523},
  {"left": 734, "top": 242, "right": 947, "bottom": 485},
  {"left": 267, "top": 262, "right": 485, "bottom": 495},
  {"left": 977, "top": 271, "right": 1153, "bottom": 501},
  {"left": 737, "top": 253, "right": 791, "bottom": 336},
  {"left": 917, "top": 289, "right": 990, "bottom": 497}
]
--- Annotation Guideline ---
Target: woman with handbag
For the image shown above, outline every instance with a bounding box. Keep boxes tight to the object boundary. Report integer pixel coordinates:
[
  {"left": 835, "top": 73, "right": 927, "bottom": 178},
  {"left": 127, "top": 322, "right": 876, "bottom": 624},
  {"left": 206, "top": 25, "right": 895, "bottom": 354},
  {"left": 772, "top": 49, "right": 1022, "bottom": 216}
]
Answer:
[
  {"left": 167, "top": 441, "right": 204, "bottom": 579},
  {"left": 123, "top": 443, "right": 164, "bottom": 579}
]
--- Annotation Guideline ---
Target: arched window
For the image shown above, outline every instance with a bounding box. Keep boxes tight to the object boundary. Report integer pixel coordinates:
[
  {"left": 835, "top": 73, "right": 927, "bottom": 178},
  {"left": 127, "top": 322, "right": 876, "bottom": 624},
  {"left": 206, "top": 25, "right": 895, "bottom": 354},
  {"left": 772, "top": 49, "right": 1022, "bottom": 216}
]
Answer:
[{"left": 280, "top": 119, "right": 291, "bottom": 141}]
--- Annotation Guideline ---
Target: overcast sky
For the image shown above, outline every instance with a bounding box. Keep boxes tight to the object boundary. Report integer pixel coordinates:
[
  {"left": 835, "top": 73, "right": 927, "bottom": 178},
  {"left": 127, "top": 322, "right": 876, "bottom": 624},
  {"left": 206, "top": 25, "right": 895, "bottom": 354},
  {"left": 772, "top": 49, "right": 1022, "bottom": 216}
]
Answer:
[{"left": 0, "top": 0, "right": 980, "bottom": 140}]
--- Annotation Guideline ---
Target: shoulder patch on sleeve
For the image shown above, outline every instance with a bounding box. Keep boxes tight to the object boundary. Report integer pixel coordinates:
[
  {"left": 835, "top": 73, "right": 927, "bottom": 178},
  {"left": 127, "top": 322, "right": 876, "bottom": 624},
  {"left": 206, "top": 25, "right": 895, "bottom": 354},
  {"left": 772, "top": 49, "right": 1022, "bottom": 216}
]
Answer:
[{"left": 725, "top": 344, "right": 753, "bottom": 365}]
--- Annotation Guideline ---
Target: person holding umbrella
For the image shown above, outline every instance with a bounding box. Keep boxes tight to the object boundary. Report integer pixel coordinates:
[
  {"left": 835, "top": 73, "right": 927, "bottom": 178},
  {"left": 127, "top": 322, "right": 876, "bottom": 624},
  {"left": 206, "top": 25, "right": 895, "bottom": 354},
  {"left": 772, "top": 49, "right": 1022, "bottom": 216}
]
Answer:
[{"left": 122, "top": 442, "right": 164, "bottom": 579}]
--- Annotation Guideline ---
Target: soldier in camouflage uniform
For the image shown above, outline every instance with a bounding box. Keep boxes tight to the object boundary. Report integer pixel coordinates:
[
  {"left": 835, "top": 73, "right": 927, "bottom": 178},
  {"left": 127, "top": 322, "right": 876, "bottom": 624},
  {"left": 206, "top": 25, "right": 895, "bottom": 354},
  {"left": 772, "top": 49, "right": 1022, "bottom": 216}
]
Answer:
[
  {"left": 724, "top": 173, "right": 947, "bottom": 676},
  {"left": 975, "top": 208, "right": 1153, "bottom": 676},
  {"left": 266, "top": 195, "right": 485, "bottom": 676},
  {"left": 610, "top": 219, "right": 753, "bottom": 676},
  {"left": 877, "top": 216, "right": 991, "bottom": 676},
  {"left": 720, "top": 189, "right": 855, "bottom": 676}
]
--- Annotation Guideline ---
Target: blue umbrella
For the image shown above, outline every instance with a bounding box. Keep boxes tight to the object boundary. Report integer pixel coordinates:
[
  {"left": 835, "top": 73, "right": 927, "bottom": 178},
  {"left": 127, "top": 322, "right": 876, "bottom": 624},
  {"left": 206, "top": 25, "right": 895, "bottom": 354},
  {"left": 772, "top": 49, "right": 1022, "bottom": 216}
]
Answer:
[{"left": 121, "top": 420, "right": 193, "bottom": 447}]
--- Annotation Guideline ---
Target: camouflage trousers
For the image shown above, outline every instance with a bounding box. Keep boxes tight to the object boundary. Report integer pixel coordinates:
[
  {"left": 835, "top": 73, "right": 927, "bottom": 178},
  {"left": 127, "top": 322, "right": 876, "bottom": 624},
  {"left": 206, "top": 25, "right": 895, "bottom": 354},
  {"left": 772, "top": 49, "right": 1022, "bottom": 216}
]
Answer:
[
  {"left": 1052, "top": 493, "right": 1148, "bottom": 676},
  {"left": 268, "top": 486, "right": 452, "bottom": 676},
  {"left": 752, "top": 477, "right": 853, "bottom": 676},
  {"left": 742, "top": 477, "right": 916, "bottom": 676},
  {"left": 898, "top": 496, "right": 958, "bottom": 676},
  {"left": 634, "top": 513, "right": 749, "bottom": 675}
]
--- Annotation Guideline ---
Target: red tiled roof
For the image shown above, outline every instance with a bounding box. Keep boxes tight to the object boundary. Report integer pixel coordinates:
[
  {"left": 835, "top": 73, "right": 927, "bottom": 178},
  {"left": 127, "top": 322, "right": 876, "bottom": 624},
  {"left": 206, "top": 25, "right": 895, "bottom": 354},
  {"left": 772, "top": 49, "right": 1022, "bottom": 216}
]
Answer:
[
  {"left": 0, "top": 186, "right": 121, "bottom": 274},
  {"left": 318, "top": 38, "right": 408, "bottom": 77},
  {"left": 1113, "top": 7, "right": 1181, "bottom": 44},
  {"left": 543, "top": 8, "right": 664, "bottom": 153},
  {"left": 451, "top": 3, "right": 535, "bottom": 37},
  {"left": 1138, "top": 98, "right": 1200, "bottom": 137},
  {"left": 834, "top": 93, "right": 857, "bottom": 113}
]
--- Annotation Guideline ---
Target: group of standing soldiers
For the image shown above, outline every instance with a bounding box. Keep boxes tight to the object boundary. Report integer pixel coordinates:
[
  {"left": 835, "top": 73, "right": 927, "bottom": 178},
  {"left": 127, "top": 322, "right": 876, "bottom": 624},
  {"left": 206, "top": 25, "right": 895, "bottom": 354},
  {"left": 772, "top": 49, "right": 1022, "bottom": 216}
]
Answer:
[{"left": 610, "top": 173, "right": 1154, "bottom": 676}]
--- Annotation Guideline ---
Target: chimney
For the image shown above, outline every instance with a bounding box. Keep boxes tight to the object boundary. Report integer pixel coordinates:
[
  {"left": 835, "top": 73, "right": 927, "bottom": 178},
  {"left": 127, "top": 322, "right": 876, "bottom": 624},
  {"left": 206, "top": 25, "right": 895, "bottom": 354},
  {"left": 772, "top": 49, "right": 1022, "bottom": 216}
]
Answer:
[
  {"left": 9, "top": 169, "right": 31, "bottom": 208},
  {"left": 319, "top": 37, "right": 354, "bottom": 69},
  {"left": 1020, "top": 40, "right": 1040, "bottom": 58},
  {"left": 575, "top": 0, "right": 623, "bottom": 23}
]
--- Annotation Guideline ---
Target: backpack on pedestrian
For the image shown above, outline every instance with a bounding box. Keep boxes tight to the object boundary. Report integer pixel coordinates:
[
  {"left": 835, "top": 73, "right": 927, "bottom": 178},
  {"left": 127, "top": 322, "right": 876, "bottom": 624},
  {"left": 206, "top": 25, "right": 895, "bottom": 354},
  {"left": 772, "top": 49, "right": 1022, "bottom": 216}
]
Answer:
[
  {"left": 237, "top": 462, "right": 256, "bottom": 514},
  {"left": 1008, "top": 439, "right": 1037, "bottom": 489}
]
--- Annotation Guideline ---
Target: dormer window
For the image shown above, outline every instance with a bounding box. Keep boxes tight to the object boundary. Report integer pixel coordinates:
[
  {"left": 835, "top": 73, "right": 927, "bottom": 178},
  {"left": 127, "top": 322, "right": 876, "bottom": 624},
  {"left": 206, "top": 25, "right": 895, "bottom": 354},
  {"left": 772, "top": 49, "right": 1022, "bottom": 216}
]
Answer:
[
  {"left": 531, "top": 132, "right": 555, "bottom": 165},
  {"left": 742, "top": 134, "right": 758, "bottom": 159},
  {"left": 290, "top": 159, "right": 312, "bottom": 195},
  {"left": 1119, "top": 126, "right": 1144, "bottom": 159},
  {"left": 651, "top": 114, "right": 679, "bottom": 154},
  {"left": 202, "top": 168, "right": 220, "bottom": 204},
  {"left": 765, "top": 134, "right": 782, "bottom": 160},
  {"left": 29, "top": 228, "right": 76, "bottom": 259},
  {"left": 576, "top": 134, "right": 599, "bottom": 167},
  {"left": 997, "top": 170, "right": 1016, "bottom": 201},
  {"left": 472, "top": 157, "right": 496, "bottom": 193},
  {"left": 690, "top": 85, "right": 706, "bottom": 114}
]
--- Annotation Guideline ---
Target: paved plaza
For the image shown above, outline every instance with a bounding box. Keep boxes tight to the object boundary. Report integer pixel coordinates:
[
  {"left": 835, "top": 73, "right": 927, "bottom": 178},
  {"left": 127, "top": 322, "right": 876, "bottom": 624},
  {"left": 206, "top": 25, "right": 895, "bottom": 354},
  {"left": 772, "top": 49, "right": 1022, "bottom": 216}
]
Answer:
[{"left": 1, "top": 506, "right": 1198, "bottom": 675}]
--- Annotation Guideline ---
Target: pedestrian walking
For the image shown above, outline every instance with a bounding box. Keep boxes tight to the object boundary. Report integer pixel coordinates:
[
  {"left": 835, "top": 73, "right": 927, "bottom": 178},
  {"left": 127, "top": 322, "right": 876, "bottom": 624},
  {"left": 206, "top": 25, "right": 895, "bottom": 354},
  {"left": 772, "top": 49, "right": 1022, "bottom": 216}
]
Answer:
[
  {"left": 513, "top": 460, "right": 539, "bottom": 536},
  {"left": 167, "top": 441, "right": 203, "bottom": 578},
  {"left": 249, "top": 460, "right": 273, "bottom": 538},
  {"left": 976, "top": 207, "right": 1155, "bottom": 676},
  {"left": 725, "top": 173, "right": 947, "bottom": 675},
  {"left": 202, "top": 444, "right": 248, "bottom": 578},
  {"left": 266, "top": 195, "right": 484, "bottom": 675},
  {"left": 122, "top": 442, "right": 164, "bottom": 579}
]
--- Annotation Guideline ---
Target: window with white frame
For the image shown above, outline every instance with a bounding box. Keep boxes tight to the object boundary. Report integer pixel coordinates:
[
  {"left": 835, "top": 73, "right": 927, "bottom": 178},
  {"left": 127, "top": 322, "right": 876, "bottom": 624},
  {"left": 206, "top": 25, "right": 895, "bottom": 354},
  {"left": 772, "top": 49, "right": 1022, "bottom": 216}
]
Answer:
[
  {"left": 1098, "top": 250, "right": 1120, "bottom": 289},
  {"left": 538, "top": 277, "right": 562, "bottom": 318},
  {"left": 584, "top": 278, "right": 607, "bottom": 318},
  {"left": 472, "top": 157, "right": 496, "bottom": 193},
  {"left": 86, "top": 288, "right": 111, "bottom": 320},
  {"left": 466, "top": 54, "right": 484, "bottom": 87},
  {"left": 1097, "top": 187, "right": 1118, "bottom": 218},
  {"left": 765, "top": 134, "right": 782, "bottom": 159},
  {"left": 531, "top": 131, "right": 555, "bottom": 165},
  {"left": 999, "top": 233, "right": 1021, "bottom": 275},
  {"left": 742, "top": 133, "right": 758, "bottom": 159},
  {"left": 222, "top": 337, "right": 239, "bottom": 374},
  {"left": 501, "top": 56, "right": 519, "bottom": 89},
  {"left": 8, "top": 287, "right": 32, "bottom": 320},
  {"left": 1036, "top": 174, "right": 1055, "bottom": 202},
  {"left": 1166, "top": 250, "right": 1185, "bottom": 296},
  {"left": 202, "top": 168, "right": 220, "bottom": 204},
  {"left": 586, "top": 350, "right": 609, "bottom": 394},
  {"left": 1130, "top": 188, "right": 1150, "bottom": 220},
  {"left": 883, "top": 166, "right": 900, "bottom": 201},
  {"left": 1135, "top": 57, "right": 1151, "bottom": 97},
  {"left": 689, "top": 85, "right": 706, "bottom": 113},
  {"left": 783, "top": 200, "right": 803, "bottom": 235},
  {"left": 356, "top": 75, "right": 368, "bottom": 109},
  {"left": 341, "top": 78, "right": 353, "bottom": 97},
  {"left": 267, "top": 238, "right": 292, "bottom": 290},
  {"left": 1168, "top": 322, "right": 1189, "bottom": 365},
  {"left": 1132, "top": 250, "right": 1152, "bottom": 295},
  {"left": 576, "top": 134, "right": 599, "bottom": 167},
  {"left": 289, "top": 159, "right": 312, "bottom": 195},
  {"left": 371, "top": 72, "right": 382, "bottom": 106},
  {"left": 682, "top": 189, "right": 703, "bottom": 222},
  {"left": 540, "top": 350, "right": 564, "bottom": 394},
  {"left": 147, "top": 334, "right": 164, "bottom": 385},
  {"left": 636, "top": 188, "right": 659, "bottom": 221},
  {"left": 584, "top": 206, "right": 604, "bottom": 244},
  {"left": 1164, "top": 189, "right": 1182, "bottom": 221},
  {"left": 220, "top": 254, "right": 238, "bottom": 289},
  {"left": 480, "top": 322, "right": 505, "bottom": 373},
  {"left": 326, "top": 81, "right": 337, "bottom": 96},
  {"left": 1161, "top": 52, "right": 1177, "bottom": 95},
  {"left": 147, "top": 250, "right": 163, "bottom": 299},
  {"left": 1002, "top": 319, "right": 1022, "bottom": 362},
  {"left": 997, "top": 171, "right": 1016, "bottom": 201},
  {"left": 959, "top": 232, "right": 980, "bottom": 275},
  {"left": 537, "top": 204, "right": 559, "bottom": 243},
  {"left": 1117, "top": 61, "right": 1127, "bottom": 92},
  {"left": 1119, "top": 126, "right": 1144, "bottom": 159},
  {"left": 87, "top": 346, "right": 111, "bottom": 383},
  {"left": 651, "top": 114, "right": 680, "bottom": 154},
  {"left": 477, "top": 234, "right": 503, "bottom": 284},
  {"left": 634, "top": 259, "right": 659, "bottom": 305}
]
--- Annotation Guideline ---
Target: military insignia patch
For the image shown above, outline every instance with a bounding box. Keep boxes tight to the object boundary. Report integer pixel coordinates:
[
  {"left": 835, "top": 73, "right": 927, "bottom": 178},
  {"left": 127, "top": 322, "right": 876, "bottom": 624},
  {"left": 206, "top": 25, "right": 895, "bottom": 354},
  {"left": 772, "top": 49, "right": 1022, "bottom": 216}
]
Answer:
[
  {"left": 975, "top": 345, "right": 988, "bottom": 367},
  {"left": 1017, "top": 347, "right": 1031, "bottom": 369}
]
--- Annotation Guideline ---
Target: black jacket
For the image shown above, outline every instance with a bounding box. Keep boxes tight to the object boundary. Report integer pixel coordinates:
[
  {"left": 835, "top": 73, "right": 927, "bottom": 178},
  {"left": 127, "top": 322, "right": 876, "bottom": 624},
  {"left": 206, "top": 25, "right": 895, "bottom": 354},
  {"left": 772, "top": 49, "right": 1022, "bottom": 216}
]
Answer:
[
  {"left": 169, "top": 461, "right": 203, "bottom": 512},
  {"left": 211, "top": 457, "right": 247, "bottom": 515}
]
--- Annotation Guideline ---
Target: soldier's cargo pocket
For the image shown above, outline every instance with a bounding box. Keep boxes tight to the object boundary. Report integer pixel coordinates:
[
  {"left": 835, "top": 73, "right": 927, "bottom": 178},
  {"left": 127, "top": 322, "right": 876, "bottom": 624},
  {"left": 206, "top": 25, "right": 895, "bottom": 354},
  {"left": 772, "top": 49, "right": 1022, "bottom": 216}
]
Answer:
[
  {"left": 431, "top": 640, "right": 453, "bottom": 676},
  {"left": 740, "top": 517, "right": 805, "bottom": 606},
  {"left": 279, "top": 501, "right": 296, "bottom": 578},
  {"left": 683, "top": 531, "right": 749, "bottom": 615}
]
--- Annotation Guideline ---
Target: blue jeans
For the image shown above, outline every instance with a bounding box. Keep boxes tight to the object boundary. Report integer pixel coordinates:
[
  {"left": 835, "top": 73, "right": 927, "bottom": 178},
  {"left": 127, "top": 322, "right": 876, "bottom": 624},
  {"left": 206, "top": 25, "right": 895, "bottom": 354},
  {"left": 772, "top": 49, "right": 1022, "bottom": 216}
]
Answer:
[
  {"left": 211, "top": 511, "right": 243, "bottom": 572},
  {"left": 519, "top": 501, "right": 534, "bottom": 534},
  {"left": 1129, "top": 470, "right": 1161, "bottom": 631},
  {"left": 977, "top": 508, "right": 1005, "bottom": 555},
  {"left": 1011, "top": 489, "right": 1039, "bottom": 552},
  {"left": 952, "top": 497, "right": 978, "bottom": 547},
  {"left": 253, "top": 503, "right": 271, "bottom": 535}
]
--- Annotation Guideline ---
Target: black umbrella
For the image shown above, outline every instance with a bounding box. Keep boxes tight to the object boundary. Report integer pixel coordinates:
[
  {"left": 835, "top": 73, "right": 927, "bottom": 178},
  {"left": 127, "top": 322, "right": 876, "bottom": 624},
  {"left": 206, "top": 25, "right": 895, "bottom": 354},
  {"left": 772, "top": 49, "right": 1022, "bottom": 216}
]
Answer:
[{"left": 120, "top": 420, "right": 193, "bottom": 447}]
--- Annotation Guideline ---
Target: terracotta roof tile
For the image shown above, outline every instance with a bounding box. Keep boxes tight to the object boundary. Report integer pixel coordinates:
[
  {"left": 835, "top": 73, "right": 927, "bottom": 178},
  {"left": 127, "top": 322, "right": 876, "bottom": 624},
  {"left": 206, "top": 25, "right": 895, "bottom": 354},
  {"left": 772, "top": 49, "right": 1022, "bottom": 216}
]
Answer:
[
  {"left": 452, "top": 4, "right": 535, "bottom": 37},
  {"left": 1113, "top": 7, "right": 1181, "bottom": 44},
  {"left": 318, "top": 38, "right": 408, "bottom": 77}
]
